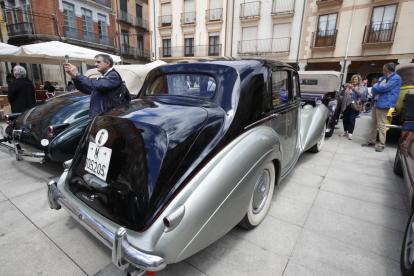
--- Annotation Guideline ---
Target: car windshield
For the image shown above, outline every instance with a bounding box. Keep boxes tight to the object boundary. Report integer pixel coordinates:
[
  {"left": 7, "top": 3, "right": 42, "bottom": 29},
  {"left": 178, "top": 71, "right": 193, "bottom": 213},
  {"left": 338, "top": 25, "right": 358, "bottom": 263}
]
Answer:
[{"left": 146, "top": 74, "right": 216, "bottom": 99}]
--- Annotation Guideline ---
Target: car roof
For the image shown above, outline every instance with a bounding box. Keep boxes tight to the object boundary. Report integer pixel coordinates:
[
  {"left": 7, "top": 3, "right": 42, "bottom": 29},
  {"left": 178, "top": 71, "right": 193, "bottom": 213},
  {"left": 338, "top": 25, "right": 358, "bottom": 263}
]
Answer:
[
  {"left": 299, "top": 71, "right": 342, "bottom": 93},
  {"left": 162, "top": 58, "right": 293, "bottom": 71}
]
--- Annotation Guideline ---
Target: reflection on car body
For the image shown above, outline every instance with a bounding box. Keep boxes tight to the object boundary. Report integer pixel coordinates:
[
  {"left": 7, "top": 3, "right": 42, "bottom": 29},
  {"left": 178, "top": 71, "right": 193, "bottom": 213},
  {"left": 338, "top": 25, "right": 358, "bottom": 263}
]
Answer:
[{"left": 47, "top": 59, "right": 329, "bottom": 275}]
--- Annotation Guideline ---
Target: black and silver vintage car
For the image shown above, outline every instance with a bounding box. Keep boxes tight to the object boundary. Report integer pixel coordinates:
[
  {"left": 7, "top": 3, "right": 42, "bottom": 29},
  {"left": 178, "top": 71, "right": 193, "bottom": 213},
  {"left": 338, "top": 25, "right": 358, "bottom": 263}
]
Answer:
[
  {"left": 299, "top": 71, "right": 342, "bottom": 137},
  {"left": 0, "top": 63, "right": 163, "bottom": 163},
  {"left": 47, "top": 59, "right": 329, "bottom": 275}
]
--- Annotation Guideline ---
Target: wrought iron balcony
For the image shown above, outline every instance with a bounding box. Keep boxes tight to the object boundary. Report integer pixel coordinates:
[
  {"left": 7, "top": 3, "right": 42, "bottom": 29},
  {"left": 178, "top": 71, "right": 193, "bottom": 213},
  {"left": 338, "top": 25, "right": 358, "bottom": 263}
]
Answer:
[
  {"left": 137, "top": 48, "right": 150, "bottom": 59},
  {"left": 237, "top": 38, "right": 291, "bottom": 55},
  {"left": 94, "top": 0, "right": 111, "bottom": 8},
  {"left": 136, "top": 17, "right": 149, "bottom": 30},
  {"left": 158, "top": 15, "right": 172, "bottom": 28},
  {"left": 206, "top": 8, "right": 223, "bottom": 22},
  {"left": 181, "top": 11, "right": 196, "bottom": 25},
  {"left": 240, "top": 1, "right": 261, "bottom": 20},
  {"left": 316, "top": 0, "right": 343, "bottom": 6},
  {"left": 7, "top": 22, "right": 33, "bottom": 36},
  {"left": 121, "top": 45, "right": 137, "bottom": 56},
  {"left": 310, "top": 29, "right": 338, "bottom": 49},
  {"left": 362, "top": 22, "right": 397, "bottom": 47},
  {"left": 271, "top": 0, "right": 295, "bottom": 16},
  {"left": 158, "top": 44, "right": 222, "bottom": 58},
  {"left": 118, "top": 10, "right": 134, "bottom": 24},
  {"left": 63, "top": 26, "right": 115, "bottom": 47}
]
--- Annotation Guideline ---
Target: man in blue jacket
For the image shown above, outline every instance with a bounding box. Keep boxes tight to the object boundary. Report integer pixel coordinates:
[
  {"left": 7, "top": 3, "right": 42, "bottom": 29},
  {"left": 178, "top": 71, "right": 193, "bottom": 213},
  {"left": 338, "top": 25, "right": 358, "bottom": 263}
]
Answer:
[
  {"left": 362, "top": 63, "right": 402, "bottom": 152},
  {"left": 64, "top": 54, "right": 121, "bottom": 118}
]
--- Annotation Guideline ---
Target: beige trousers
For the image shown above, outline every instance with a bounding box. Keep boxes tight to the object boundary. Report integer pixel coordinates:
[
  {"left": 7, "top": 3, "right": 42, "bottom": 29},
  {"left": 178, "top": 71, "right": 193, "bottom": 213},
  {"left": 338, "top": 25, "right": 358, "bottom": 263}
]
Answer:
[{"left": 369, "top": 103, "right": 389, "bottom": 146}]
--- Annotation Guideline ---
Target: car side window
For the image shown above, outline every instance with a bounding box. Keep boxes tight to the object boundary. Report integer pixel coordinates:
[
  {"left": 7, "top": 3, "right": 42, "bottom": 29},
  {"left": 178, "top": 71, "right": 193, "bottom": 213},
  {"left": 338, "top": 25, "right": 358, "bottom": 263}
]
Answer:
[{"left": 271, "top": 70, "right": 290, "bottom": 108}]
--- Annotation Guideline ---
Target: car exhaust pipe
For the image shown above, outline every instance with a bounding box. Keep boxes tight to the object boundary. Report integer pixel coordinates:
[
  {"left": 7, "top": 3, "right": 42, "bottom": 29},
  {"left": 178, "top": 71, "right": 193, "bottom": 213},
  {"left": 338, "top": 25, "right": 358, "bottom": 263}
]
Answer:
[{"left": 47, "top": 180, "right": 62, "bottom": 210}]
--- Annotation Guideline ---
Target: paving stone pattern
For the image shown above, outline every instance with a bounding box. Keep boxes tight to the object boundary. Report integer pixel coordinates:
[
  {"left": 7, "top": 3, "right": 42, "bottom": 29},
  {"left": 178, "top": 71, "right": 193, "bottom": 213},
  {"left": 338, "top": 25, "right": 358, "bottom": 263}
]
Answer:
[{"left": 0, "top": 116, "right": 407, "bottom": 276}]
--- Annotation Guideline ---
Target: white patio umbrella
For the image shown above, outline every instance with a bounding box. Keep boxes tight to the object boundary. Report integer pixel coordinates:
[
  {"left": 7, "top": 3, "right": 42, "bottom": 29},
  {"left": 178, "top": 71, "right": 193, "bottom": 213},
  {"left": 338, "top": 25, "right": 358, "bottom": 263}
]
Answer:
[{"left": 19, "top": 41, "right": 121, "bottom": 66}]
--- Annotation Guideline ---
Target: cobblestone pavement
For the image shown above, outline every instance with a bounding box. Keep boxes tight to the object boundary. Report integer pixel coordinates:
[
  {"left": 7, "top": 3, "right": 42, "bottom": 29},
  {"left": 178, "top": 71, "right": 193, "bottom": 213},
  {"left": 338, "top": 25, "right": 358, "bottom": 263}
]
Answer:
[{"left": 0, "top": 116, "right": 406, "bottom": 276}]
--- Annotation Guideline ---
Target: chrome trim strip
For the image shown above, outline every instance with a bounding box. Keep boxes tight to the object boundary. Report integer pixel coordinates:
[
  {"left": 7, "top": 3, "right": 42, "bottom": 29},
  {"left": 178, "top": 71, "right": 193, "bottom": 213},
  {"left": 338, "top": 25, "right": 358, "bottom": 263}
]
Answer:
[
  {"left": 244, "top": 113, "right": 281, "bottom": 130},
  {"left": 46, "top": 181, "right": 167, "bottom": 272},
  {"left": 386, "top": 124, "right": 402, "bottom": 129}
]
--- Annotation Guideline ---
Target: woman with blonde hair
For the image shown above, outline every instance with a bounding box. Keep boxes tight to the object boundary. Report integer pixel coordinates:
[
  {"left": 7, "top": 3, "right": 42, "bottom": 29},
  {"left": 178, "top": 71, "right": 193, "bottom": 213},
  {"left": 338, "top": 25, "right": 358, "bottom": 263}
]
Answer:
[{"left": 339, "top": 74, "right": 365, "bottom": 140}]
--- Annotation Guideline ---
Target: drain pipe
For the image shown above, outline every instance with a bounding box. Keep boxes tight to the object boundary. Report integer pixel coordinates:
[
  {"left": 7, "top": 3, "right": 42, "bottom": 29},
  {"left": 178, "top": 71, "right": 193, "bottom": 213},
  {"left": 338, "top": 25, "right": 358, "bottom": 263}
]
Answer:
[
  {"left": 230, "top": 0, "right": 235, "bottom": 57},
  {"left": 28, "top": 0, "right": 36, "bottom": 35},
  {"left": 295, "top": 0, "right": 306, "bottom": 70},
  {"left": 152, "top": 1, "right": 156, "bottom": 60},
  {"left": 340, "top": 0, "right": 357, "bottom": 86},
  {"left": 52, "top": 0, "right": 61, "bottom": 37},
  {"left": 224, "top": 0, "right": 229, "bottom": 56}
]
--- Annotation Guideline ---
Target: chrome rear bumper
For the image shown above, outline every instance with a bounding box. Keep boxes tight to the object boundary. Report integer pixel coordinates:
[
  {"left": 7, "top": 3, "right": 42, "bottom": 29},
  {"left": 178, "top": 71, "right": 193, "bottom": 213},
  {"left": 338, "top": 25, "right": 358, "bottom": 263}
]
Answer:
[
  {"left": 46, "top": 180, "right": 166, "bottom": 273},
  {"left": 0, "top": 127, "right": 46, "bottom": 162}
]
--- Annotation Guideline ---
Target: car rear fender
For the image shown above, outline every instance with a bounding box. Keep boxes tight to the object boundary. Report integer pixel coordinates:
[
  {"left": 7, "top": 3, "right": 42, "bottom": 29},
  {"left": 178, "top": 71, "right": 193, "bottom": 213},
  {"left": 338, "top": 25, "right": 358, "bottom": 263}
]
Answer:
[
  {"left": 300, "top": 104, "right": 329, "bottom": 152},
  {"left": 151, "top": 125, "right": 282, "bottom": 263},
  {"left": 48, "top": 118, "right": 91, "bottom": 162}
]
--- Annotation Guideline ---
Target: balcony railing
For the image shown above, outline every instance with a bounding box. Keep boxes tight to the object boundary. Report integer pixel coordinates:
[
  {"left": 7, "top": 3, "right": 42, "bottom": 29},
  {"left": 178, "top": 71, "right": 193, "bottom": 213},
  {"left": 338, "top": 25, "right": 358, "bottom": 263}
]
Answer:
[
  {"left": 136, "top": 17, "right": 149, "bottom": 29},
  {"left": 158, "top": 15, "right": 172, "bottom": 27},
  {"left": 181, "top": 11, "right": 196, "bottom": 25},
  {"left": 362, "top": 22, "right": 397, "bottom": 45},
  {"left": 121, "top": 45, "right": 137, "bottom": 56},
  {"left": 240, "top": 1, "right": 261, "bottom": 19},
  {"left": 94, "top": 0, "right": 111, "bottom": 8},
  {"left": 316, "top": 0, "right": 343, "bottom": 6},
  {"left": 137, "top": 48, "right": 150, "bottom": 59},
  {"left": 63, "top": 26, "right": 115, "bottom": 47},
  {"left": 7, "top": 22, "right": 33, "bottom": 36},
  {"left": 206, "top": 8, "right": 223, "bottom": 22},
  {"left": 118, "top": 10, "right": 134, "bottom": 24},
  {"left": 311, "top": 29, "right": 338, "bottom": 48},
  {"left": 158, "top": 44, "right": 222, "bottom": 58},
  {"left": 238, "top": 38, "right": 291, "bottom": 55},
  {"left": 271, "top": 0, "right": 295, "bottom": 15}
]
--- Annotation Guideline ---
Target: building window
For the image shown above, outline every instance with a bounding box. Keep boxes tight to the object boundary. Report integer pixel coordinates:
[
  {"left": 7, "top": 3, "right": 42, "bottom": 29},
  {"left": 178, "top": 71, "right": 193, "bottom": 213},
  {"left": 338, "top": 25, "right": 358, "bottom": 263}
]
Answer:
[
  {"left": 317, "top": 13, "right": 337, "bottom": 36},
  {"left": 137, "top": 35, "right": 143, "bottom": 49},
  {"left": 1, "top": 2, "right": 6, "bottom": 24},
  {"left": 98, "top": 14, "right": 107, "bottom": 37},
  {"left": 369, "top": 4, "right": 397, "bottom": 42},
  {"left": 121, "top": 30, "right": 129, "bottom": 46},
  {"left": 63, "top": 2, "right": 76, "bottom": 29},
  {"left": 81, "top": 8, "right": 93, "bottom": 39},
  {"left": 315, "top": 13, "right": 337, "bottom": 46},
  {"left": 161, "top": 3, "right": 171, "bottom": 27},
  {"left": 184, "top": 0, "right": 195, "bottom": 24},
  {"left": 120, "top": 0, "right": 127, "bottom": 12},
  {"left": 163, "top": 37, "right": 171, "bottom": 57},
  {"left": 184, "top": 35, "right": 194, "bottom": 56},
  {"left": 209, "top": 33, "right": 220, "bottom": 56},
  {"left": 136, "top": 4, "right": 142, "bottom": 19}
]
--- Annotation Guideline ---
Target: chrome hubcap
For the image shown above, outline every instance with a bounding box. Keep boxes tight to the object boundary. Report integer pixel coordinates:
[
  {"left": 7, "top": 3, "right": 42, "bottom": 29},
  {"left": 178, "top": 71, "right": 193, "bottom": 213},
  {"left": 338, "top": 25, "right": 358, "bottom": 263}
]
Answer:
[
  {"left": 252, "top": 170, "right": 270, "bottom": 214},
  {"left": 404, "top": 216, "right": 414, "bottom": 269}
]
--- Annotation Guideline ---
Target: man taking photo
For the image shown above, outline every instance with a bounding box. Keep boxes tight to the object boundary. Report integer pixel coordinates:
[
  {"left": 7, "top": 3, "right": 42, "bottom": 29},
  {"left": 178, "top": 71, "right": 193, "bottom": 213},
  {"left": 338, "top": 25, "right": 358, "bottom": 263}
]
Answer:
[
  {"left": 361, "top": 63, "right": 402, "bottom": 152},
  {"left": 64, "top": 54, "right": 121, "bottom": 118}
]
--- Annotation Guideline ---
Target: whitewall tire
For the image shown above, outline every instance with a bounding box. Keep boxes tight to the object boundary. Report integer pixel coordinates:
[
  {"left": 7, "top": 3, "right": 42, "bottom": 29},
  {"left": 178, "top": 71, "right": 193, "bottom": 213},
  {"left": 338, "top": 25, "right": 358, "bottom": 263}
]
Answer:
[{"left": 239, "top": 162, "right": 276, "bottom": 229}]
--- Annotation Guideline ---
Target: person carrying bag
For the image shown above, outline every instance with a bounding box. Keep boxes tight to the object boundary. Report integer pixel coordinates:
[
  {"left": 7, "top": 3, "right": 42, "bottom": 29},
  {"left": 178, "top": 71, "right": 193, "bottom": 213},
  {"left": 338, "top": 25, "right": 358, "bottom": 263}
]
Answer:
[{"left": 339, "top": 74, "right": 364, "bottom": 140}]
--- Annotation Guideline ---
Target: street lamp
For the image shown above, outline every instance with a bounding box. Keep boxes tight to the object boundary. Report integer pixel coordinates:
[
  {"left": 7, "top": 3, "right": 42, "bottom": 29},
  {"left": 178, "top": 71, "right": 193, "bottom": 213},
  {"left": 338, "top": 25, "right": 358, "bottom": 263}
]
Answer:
[{"left": 370, "top": 62, "right": 376, "bottom": 71}]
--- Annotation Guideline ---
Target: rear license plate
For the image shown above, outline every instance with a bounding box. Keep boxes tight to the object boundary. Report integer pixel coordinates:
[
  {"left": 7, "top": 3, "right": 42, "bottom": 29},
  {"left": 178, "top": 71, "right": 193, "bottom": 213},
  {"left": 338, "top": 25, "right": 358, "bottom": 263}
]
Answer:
[{"left": 85, "top": 142, "right": 112, "bottom": 181}]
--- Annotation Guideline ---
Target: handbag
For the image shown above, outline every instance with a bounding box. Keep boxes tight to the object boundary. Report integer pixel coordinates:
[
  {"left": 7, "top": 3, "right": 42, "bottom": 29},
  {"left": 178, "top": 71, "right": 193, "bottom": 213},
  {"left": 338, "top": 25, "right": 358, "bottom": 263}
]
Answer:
[{"left": 350, "top": 88, "right": 362, "bottom": 112}]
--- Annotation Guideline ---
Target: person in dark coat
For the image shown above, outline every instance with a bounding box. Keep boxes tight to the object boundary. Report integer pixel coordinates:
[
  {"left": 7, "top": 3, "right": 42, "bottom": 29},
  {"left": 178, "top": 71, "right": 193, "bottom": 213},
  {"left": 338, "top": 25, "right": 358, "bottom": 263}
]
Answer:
[
  {"left": 7, "top": 66, "right": 36, "bottom": 113},
  {"left": 64, "top": 54, "right": 121, "bottom": 118},
  {"left": 44, "top": 81, "right": 56, "bottom": 93}
]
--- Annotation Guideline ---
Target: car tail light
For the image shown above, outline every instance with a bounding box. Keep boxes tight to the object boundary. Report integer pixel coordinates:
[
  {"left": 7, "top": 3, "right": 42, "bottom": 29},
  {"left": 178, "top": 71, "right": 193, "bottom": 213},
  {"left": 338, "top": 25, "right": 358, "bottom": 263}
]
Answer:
[
  {"left": 163, "top": 217, "right": 171, "bottom": 227},
  {"left": 48, "top": 126, "right": 53, "bottom": 132}
]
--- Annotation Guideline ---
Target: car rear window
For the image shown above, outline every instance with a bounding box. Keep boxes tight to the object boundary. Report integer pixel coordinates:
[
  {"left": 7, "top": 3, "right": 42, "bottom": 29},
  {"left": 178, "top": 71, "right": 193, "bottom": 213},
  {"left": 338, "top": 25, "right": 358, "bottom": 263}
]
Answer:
[
  {"left": 146, "top": 74, "right": 216, "bottom": 99},
  {"left": 300, "top": 79, "right": 318, "bottom": 85}
]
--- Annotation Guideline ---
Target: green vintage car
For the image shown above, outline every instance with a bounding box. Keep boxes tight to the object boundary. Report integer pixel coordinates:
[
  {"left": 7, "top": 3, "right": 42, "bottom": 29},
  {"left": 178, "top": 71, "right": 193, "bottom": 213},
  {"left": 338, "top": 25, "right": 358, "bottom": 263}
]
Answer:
[{"left": 0, "top": 62, "right": 164, "bottom": 163}]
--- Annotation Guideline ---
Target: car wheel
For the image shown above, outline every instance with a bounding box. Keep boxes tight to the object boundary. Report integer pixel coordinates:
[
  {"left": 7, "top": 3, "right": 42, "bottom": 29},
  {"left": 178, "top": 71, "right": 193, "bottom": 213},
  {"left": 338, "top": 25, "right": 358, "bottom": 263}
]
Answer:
[
  {"left": 394, "top": 138, "right": 403, "bottom": 176},
  {"left": 401, "top": 210, "right": 414, "bottom": 275},
  {"left": 308, "top": 123, "right": 326, "bottom": 153},
  {"left": 239, "top": 162, "right": 276, "bottom": 229}
]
